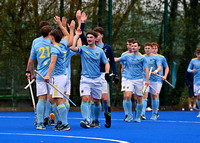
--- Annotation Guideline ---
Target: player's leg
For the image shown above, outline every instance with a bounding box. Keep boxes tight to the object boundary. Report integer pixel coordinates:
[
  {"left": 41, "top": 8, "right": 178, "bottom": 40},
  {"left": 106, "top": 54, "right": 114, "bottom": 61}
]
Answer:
[
  {"left": 188, "top": 87, "right": 193, "bottom": 111},
  {"left": 141, "top": 81, "right": 150, "bottom": 120},
  {"left": 122, "top": 77, "right": 128, "bottom": 120},
  {"left": 193, "top": 85, "right": 200, "bottom": 117},
  {"left": 193, "top": 96, "right": 197, "bottom": 110},
  {"left": 155, "top": 82, "right": 162, "bottom": 117},
  {"left": 90, "top": 97, "right": 95, "bottom": 127}
]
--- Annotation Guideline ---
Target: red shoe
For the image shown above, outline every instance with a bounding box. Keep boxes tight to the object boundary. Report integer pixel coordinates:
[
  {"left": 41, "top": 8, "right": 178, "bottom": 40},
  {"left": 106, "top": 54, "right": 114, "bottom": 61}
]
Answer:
[{"left": 189, "top": 107, "right": 193, "bottom": 111}]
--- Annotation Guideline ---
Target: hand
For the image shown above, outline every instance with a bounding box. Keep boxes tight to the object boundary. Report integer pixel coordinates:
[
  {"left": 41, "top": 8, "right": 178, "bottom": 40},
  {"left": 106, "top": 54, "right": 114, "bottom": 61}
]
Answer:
[
  {"left": 81, "top": 12, "right": 87, "bottom": 23},
  {"left": 145, "top": 81, "right": 149, "bottom": 87},
  {"left": 61, "top": 17, "right": 67, "bottom": 28},
  {"left": 162, "top": 76, "right": 166, "bottom": 81},
  {"left": 25, "top": 71, "right": 31, "bottom": 80},
  {"left": 44, "top": 75, "right": 50, "bottom": 83},
  {"left": 75, "top": 28, "right": 82, "bottom": 36},
  {"left": 68, "top": 20, "right": 75, "bottom": 30},
  {"left": 54, "top": 16, "right": 61, "bottom": 26},
  {"left": 76, "top": 10, "right": 81, "bottom": 20},
  {"left": 105, "top": 73, "right": 110, "bottom": 83},
  {"left": 113, "top": 74, "right": 119, "bottom": 84},
  {"left": 192, "top": 69, "right": 196, "bottom": 73},
  {"left": 152, "top": 70, "right": 158, "bottom": 75}
]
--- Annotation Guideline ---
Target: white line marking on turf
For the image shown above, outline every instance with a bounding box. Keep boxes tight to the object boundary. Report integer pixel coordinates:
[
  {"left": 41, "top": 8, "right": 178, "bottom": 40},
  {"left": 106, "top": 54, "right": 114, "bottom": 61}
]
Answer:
[
  {"left": 0, "top": 133, "right": 129, "bottom": 143},
  {"left": 0, "top": 116, "right": 200, "bottom": 124}
]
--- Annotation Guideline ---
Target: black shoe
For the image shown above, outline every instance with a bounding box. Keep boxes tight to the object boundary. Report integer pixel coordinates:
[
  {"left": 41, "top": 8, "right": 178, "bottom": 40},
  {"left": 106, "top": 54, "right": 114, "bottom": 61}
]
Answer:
[
  {"left": 44, "top": 117, "right": 50, "bottom": 127},
  {"left": 104, "top": 113, "right": 111, "bottom": 128},
  {"left": 57, "top": 123, "right": 71, "bottom": 131},
  {"left": 124, "top": 115, "right": 128, "bottom": 121},
  {"left": 52, "top": 121, "right": 62, "bottom": 131},
  {"left": 80, "top": 120, "right": 90, "bottom": 128},
  {"left": 156, "top": 113, "right": 159, "bottom": 118}
]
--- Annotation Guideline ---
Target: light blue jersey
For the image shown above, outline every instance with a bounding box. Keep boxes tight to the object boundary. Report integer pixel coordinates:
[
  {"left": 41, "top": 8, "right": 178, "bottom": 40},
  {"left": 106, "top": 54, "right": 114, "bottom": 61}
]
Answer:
[
  {"left": 77, "top": 46, "right": 108, "bottom": 78},
  {"left": 143, "top": 54, "right": 161, "bottom": 82},
  {"left": 65, "top": 50, "right": 76, "bottom": 79},
  {"left": 30, "top": 39, "right": 52, "bottom": 80},
  {"left": 120, "top": 51, "right": 129, "bottom": 78},
  {"left": 96, "top": 44, "right": 104, "bottom": 49},
  {"left": 51, "top": 40, "right": 69, "bottom": 76},
  {"left": 119, "top": 53, "right": 148, "bottom": 80},
  {"left": 187, "top": 58, "right": 200, "bottom": 85},
  {"left": 32, "top": 36, "right": 43, "bottom": 48},
  {"left": 156, "top": 54, "right": 168, "bottom": 83}
]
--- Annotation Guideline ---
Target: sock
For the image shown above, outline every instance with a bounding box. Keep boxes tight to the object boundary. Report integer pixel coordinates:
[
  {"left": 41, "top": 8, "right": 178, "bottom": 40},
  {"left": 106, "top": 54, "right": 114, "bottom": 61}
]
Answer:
[
  {"left": 63, "top": 102, "right": 70, "bottom": 123},
  {"left": 197, "top": 99, "right": 200, "bottom": 109},
  {"left": 88, "top": 102, "right": 91, "bottom": 122},
  {"left": 189, "top": 104, "right": 192, "bottom": 108},
  {"left": 81, "top": 102, "right": 89, "bottom": 121},
  {"left": 156, "top": 98, "right": 159, "bottom": 112},
  {"left": 103, "top": 101, "right": 108, "bottom": 114},
  {"left": 136, "top": 103, "right": 143, "bottom": 119},
  {"left": 44, "top": 98, "right": 51, "bottom": 118},
  {"left": 36, "top": 100, "right": 45, "bottom": 124},
  {"left": 57, "top": 104, "right": 68, "bottom": 125},
  {"left": 193, "top": 104, "right": 196, "bottom": 108},
  {"left": 51, "top": 102, "right": 60, "bottom": 123},
  {"left": 126, "top": 100, "right": 132, "bottom": 117},
  {"left": 91, "top": 101, "right": 95, "bottom": 122},
  {"left": 141, "top": 99, "right": 147, "bottom": 116},
  {"left": 123, "top": 100, "right": 128, "bottom": 116},
  {"left": 152, "top": 99, "right": 157, "bottom": 114},
  {"left": 94, "top": 103, "right": 101, "bottom": 121}
]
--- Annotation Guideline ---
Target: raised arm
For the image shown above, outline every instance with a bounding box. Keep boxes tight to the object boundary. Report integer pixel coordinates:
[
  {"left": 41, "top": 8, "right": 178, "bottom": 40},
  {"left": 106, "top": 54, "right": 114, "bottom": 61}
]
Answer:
[
  {"left": 68, "top": 20, "right": 75, "bottom": 47},
  {"left": 76, "top": 10, "right": 81, "bottom": 29},
  {"left": 70, "top": 29, "right": 82, "bottom": 52},
  {"left": 80, "top": 12, "right": 88, "bottom": 45}
]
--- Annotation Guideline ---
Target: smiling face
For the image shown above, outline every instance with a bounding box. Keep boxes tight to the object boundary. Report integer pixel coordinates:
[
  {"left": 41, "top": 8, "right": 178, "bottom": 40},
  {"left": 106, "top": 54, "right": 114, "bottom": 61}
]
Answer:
[
  {"left": 95, "top": 32, "right": 103, "bottom": 43},
  {"left": 87, "top": 34, "right": 96, "bottom": 45},
  {"left": 132, "top": 42, "right": 140, "bottom": 52}
]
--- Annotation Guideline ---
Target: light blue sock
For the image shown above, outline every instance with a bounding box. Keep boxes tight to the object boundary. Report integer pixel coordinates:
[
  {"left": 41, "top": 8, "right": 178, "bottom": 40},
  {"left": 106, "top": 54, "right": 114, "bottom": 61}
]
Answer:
[
  {"left": 44, "top": 98, "right": 51, "bottom": 118},
  {"left": 36, "top": 100, "right": 45, "bottom": 123},
  {"left": 123, "top": 100, "right": 128, "bottom": 116},
  {"left": 103, "top": 101, "right": 108, "bottom": 114},
  {"left": 156, "top": 98, "right": 159, "bottom": 112},
  {"left": 91, "top": 101, "right": 95, "bottom": 121},
  {"left": 141, "top": 99, "right": 147, "bottom": 116},
  {"left": 88, "top": 102, "right": 91, "bottom": 121},
  {"left": 81, "top": 102, "right": 89, "bottom": 121},
  {"left": 197, "top": 99, "right": 200, "bottom": 109},
  {"left": 63, "top": 102, "right": 70, "bottom": 123},
  {"left": 51, "top": 102, "right": 60, "bottom": 123},
  {"left": 94, "top": 103, "right": 101, "bottom": 121},
  {"left": 136, "top": 103, "right": 143, "bottom": 119},
  {"left": 57, "top": 104, "right": 68, "bottom": 125},
  {"left": 152, "top": 99, "right": 157, "bottom": 114},
  {"left": 126, "top": 100, "right": 132, "bottom": 116}
]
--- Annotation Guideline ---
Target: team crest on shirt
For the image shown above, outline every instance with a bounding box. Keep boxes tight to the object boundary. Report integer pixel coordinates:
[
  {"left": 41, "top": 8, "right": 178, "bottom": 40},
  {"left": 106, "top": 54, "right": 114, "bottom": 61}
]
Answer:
[
  {"left": 86, "top": 51, "right": 89, "bottom": 53},
  {"left": 96, "top": 53, "right": 99, "bottom": 57},
  {"left": 104, "top": 49, "right": 107, "bottom": 53},
  {"left": 150, "top": 59, "right": 152, "bottom": 62},
  {"left": 129, "top": 58, "right": 131, "bottom": 61},
  {"left": 137, "top": 59, "right": 139, "bottom": 63},
  {"left": 81, "top": 90, "right": 84, "bottom": 93},
  {"left": 196, "top": 63, "right": 198, "bottom": 65}
]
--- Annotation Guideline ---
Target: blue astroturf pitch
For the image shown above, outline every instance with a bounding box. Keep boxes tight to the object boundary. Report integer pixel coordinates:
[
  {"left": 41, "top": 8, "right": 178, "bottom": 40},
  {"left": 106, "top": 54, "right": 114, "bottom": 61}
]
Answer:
[{"left": 0, "top": 111, "right": 199, "bottom": 143}]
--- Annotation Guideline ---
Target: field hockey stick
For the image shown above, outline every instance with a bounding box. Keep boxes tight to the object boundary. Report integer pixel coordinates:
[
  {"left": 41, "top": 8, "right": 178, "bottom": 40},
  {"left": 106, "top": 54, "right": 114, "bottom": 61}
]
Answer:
[
  {"left": 24, "top": 79, "right": 35, "bottom": 89},
  {"left": 34, "top": 70, "right": 77, "bottom": 107},
  {"left": 27, "top": 79, "right": 37, "bottom": 125},
  {"left": 156, "top": 74, "right": 175, "bottom": 89},
  {"left": 141, "top": 67, "right": 153, "bottom": 95}
]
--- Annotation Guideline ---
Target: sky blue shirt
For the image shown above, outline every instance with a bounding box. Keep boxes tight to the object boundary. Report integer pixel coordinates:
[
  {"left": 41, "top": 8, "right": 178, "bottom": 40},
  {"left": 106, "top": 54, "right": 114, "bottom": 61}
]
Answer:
[
  {"left": 119, "top": 53, "right": 148, "bottom": 80},
  {"left": 65, "top": 50, "right": 76, "bottom": 79},
  {"left": 77, "top": 46, "right": 108, "bottom": 78},
  {"left": 156, "top": 54, "right": 168, "bottom": 83},
  {"left": 120, "top": 51, "right": 129, "bottom": 78},
  {"left": 32, "top": 36, "right": 43, "bottom": 49},
  {"left": 143, "top": 54, "right": 161, "bottom": 82},
  {"left": 30, "top": 39, "right": 52, "bottom": 80},
  {"left": 187, "top": 58, "right": 200, "bottom": 85},
  {"left": 51, "top": 40, "right": 69, "bottom": 76}
]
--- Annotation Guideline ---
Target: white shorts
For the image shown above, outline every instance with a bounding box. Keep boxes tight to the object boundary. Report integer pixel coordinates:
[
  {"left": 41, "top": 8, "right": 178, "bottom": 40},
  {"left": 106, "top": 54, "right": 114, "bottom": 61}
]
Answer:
[
  {"left": 64, "top": 79, "right": 71, "bottom": 96},
  {"left": 36, "top": 79, "right": 52, "bottom": 97},
  {"left": 52, "top": 75, "right": 67, "bottom": 98},
  {"left": 194, "top": 85, "right": 200, "bottom": 96},
  {"left": 121, "top": 77, "right": 127, "bottom": 92},
  {"left": 126, "top": 79, "right": 143, "bottom": 96},
  {"left": 100, "top": 73, "right": 108, "bottom": 94},
  {"left": 80, "top": 75, "right": 102, "bottom": 99},
  {"left": 145, "top": 81, "right": 161, "bottom": 95}
]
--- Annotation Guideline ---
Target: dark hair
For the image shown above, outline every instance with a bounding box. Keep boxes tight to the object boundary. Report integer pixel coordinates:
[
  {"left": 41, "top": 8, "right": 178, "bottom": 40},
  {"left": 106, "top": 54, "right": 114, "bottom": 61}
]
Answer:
[
  {"left": 86, "top": 30, "right": 98, "bottom": 38},
  {"left": 152, "top": 42, "right": 159, "bottom": 48},
  {"left": 39, "top": 21, "right": 50, "bottom": 30},
  {"left": 40, "top": 26, "right": 52, "bottom": 37},
  {"left": 56, "top": 27, "right": 64, "bottom": 37},
  {"left": 93, "top": 27, "right": 104, "bottom": 35},
  {"left": 127, "top": 38, "right": 135, "bottom": 44},
  {"left": 50, "top": 29, "right": 63, "bottom": 43},
  {"left": 144, "top": 42, "right": 152, "bottom": 47},
  {"left": 133, "top": 40, "right": 141, "bottom": 47}
]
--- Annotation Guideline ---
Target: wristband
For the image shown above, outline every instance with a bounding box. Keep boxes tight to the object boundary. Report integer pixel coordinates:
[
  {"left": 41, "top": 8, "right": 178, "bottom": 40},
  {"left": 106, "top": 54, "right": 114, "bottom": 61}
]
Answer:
[
  {"left": 155, "top": 70, "right": 158, "bottom": 73},
  {"left": 26, "top": 71, "right": 31, "bottom": 73}
]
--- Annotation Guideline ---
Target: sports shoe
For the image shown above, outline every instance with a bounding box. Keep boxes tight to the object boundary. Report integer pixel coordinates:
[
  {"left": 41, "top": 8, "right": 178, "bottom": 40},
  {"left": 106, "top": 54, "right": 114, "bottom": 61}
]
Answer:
[
  {"left": 140, "top": 115, "right": 146, "bottom": 120},
  {"left": 50, "top": 119, "right": 55, "bottom": 126},
  {"left": 197, "top": 112, "right": 200, "bottom": 118},
  {"left": 94, "top": 120, "right": 100, "bottom": 128},
  {"left": 146, "top": 107, "right": 152, "bottom": 111},
  {"left": 134, "top": 117, "right": 141, "bottom": 123},
  {"left": 156, "top": 113, "right": 159, "bottom": 118},
  {"left": 104, "top": 113, "right": 111, "bottom": 128},
  {"left": 44, "top": 117, "right": 50, "bottom": 127},
  {"left": 150, "top": 114, "right": 157, "bottom": 120},
  {"left": 125, "top": 115, "right": 133, "bottom": 122},
  {"left": 58, "top": 123, "right": 71, "bottom": 131},
  {"left": 124, "top": 115, "right": 128, "bottom": 121},
  {"left": 189, "top": 107, "right": 193, "bottom": 111},
  {"left": 90, "top": 121, "right": 95, "bottom": 127},
  {"left": 36, "top": 123, "right": 46, "bottom": 130},
  {"left": 80, "top": 120, "right": 90, "bottom": 128},
  {"left": 52, "top": 121, "right": 62, "bottom": 131}
]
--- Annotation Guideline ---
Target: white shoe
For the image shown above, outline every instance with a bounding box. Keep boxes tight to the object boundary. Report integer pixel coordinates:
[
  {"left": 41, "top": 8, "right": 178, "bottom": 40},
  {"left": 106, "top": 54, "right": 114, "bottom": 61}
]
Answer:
[
  {"left": 197, "top": 112, "right": 200, "bottom": 118},
  {"left": 146, "top": 107, "right": 152, "bottom": 111}
]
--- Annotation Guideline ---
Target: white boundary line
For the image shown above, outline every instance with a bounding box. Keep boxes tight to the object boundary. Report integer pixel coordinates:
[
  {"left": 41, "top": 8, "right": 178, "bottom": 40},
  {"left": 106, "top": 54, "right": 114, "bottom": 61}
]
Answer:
[{"left": 0, "top": 133, "right": 129, "bottom": 143}]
